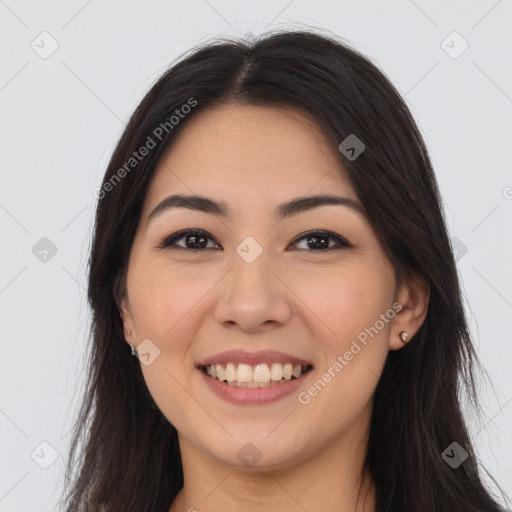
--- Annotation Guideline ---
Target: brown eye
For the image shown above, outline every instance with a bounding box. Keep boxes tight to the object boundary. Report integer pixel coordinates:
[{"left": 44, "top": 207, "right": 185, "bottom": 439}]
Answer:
[
  {"left": 289, "top": 231, "right": 352, "bottom": 251},
  {"left": 157, "top": 230, "right": 221, "bottom": 251}
]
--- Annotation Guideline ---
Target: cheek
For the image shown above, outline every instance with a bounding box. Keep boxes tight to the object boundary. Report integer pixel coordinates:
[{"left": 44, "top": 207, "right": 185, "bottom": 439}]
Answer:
[
  {"left": 293, "top": 261, "right": 393, "bottom": 413},
  {"left": 127, "top": 256, "right": 212, "bottom": 339},
  {"left": 295, "top": 260, "right": 394, "bottom": 347},
  {"left": 128, "top": 259, "right": 206, "bottom": 431},
  {"left": 126, "top": 256, "right": 217, "bottom": 402}
]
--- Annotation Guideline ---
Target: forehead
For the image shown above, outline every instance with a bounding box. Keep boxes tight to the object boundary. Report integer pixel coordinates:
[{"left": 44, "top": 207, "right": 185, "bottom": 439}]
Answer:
[{"left": 142, "top": 104, "right": 357, "bottom": 218}]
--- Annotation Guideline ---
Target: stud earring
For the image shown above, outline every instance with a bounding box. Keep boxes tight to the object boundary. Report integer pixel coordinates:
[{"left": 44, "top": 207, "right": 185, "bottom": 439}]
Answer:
[
  {"left": 399, "top": 331, "right": 409, "bottom": 344},
  {"left": 128, "top": 330, "right": 132, "bottom": 336}
]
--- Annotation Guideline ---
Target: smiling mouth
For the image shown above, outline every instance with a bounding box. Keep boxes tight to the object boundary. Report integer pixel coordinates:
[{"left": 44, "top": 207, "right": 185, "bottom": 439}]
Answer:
[{"left": 198, "top": 362, "right": 313, "bottom": 388}]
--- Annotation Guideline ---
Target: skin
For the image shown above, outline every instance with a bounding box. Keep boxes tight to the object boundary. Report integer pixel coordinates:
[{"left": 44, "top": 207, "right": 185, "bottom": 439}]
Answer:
[{"left": 119, "top": 104, "right": 429, "bottom": 512}]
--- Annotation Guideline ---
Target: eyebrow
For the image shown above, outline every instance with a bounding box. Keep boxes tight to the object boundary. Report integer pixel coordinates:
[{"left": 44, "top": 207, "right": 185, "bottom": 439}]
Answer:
[{"left": 146, "top": 193, "right": 367, "bottom": 227}]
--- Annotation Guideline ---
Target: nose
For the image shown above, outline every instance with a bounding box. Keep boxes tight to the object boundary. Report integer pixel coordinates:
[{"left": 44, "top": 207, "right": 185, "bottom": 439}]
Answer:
[{"left": 213, "top": 246, "right": 292, "bottom": 334}]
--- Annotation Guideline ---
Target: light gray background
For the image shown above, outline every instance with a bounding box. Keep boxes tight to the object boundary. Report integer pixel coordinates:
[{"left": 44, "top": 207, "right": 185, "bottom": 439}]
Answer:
[{"left": 1, "top": 1, "right": 511, "bottom": 510}]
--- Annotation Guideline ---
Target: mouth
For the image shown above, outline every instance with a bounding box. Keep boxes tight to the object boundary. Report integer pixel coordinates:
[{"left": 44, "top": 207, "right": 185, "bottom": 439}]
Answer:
[{"left": 198, "top": 362, "right": 314, "bottom": 388}]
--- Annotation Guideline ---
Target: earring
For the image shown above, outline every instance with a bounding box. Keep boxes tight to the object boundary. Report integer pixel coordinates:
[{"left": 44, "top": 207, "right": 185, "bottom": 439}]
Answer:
[
  {"left": 130, "top": 343, "right": 137, "bottom": 356},
  {"left": 399, "top": 331, "right": 409, "bottom": 344},
  {"left": 128, "top": 330, "right": 132, "bottom": 336}
]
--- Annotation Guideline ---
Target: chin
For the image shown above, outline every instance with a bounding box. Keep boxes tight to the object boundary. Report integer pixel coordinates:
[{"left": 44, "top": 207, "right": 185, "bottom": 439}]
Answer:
[{"left": 195, "top": 430, "right": 307, "bottom": 471}]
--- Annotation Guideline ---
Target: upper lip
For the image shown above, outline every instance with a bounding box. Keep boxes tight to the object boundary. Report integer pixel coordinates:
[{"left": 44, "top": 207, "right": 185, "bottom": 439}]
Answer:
[{"left": 197, "top": 350, "right": 313, "bottom": 367}]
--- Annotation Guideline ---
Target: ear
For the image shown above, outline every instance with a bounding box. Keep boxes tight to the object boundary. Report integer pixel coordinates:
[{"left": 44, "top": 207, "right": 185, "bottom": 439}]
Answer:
[
  {"left": 118, "top": 296, "right": 135, "bottom": 344},
  {"left": 389, "top": 274, "right": 430, "bottom": 351}
]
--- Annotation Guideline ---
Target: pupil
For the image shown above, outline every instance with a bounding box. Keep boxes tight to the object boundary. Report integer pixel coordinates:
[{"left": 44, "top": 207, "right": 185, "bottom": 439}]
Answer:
[
  {"left": 308, "top": 235, "right": 328, "bottom": 249},
  {"left": 186, "top": 234, "right": 207, "bottom": 249}
]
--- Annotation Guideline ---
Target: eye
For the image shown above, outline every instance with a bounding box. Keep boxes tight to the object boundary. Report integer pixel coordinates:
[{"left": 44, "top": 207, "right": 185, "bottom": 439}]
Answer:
[
  {"left": 156, "top": 229, "right": 221, "bottom": 251},
  {"left": 289, "top": 230, "right": 352, "bottom": 251},
  {"left": 156, "top": 229, "right": 352, "bottom": 252}
]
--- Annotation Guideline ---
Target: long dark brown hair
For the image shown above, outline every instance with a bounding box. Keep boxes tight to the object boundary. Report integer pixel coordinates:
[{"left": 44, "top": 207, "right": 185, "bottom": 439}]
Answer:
[{"left": 59, "top": 28, "right": 508, "bottom": 512}]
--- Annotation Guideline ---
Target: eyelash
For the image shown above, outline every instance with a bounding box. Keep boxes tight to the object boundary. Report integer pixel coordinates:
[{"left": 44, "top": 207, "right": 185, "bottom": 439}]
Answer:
[{"left": 155, "top": 229, "right": 353, "bottom": 252}]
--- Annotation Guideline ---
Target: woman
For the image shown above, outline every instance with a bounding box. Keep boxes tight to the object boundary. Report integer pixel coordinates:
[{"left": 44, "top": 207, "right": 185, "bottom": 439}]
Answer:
[{"left": 60, "top": 29, "right": 509, "bottom": 512}]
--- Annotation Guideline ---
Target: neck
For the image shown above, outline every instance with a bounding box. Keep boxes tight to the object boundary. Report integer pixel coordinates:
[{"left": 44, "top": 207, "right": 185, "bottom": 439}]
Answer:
[{"left": 169, "top": 405, "right": 376, "bottom": 512}]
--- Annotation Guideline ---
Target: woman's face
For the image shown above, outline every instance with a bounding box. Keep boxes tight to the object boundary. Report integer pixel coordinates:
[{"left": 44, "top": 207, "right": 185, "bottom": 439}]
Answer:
[{"left": 120, "top": 104, "right": 415, "bottom": 470}]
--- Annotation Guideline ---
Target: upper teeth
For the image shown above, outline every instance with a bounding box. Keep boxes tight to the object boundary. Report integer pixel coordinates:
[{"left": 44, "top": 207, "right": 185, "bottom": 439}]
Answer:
[{"left": 204, "top": 362, "right": 307, "bottom": 383}]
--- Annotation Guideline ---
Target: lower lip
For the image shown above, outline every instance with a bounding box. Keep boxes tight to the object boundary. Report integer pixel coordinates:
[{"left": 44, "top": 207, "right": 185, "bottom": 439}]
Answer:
[{"left": 199, "top": 368, "right": 312, "bottom": 405}]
